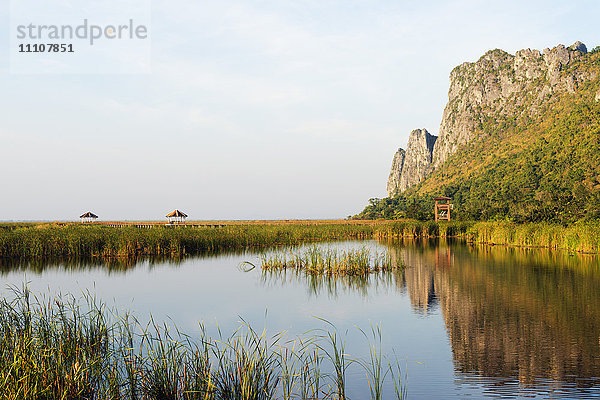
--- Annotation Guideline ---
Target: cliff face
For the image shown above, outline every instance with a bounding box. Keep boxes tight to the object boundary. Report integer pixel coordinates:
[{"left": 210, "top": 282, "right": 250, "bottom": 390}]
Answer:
[
  {"left": 386, "top": 148, "right": 405, "bottom": 197},
  {"left": 399, "top": 129, "right": 437, "bottom": 192},
  {"left": 386, "top": 41, "right": 596, "bottom": 195},
  {"left": 430, "top": 41, "right": 591, "bottom": 171},
  {"left": 386, "top": 129, "right": 436, "bottom": 197}
]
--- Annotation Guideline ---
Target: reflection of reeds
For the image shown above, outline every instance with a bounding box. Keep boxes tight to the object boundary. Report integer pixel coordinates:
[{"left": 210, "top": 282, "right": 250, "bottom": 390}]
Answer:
[
  {"left": 261, "top": 247, "right": 403, "bottom": 277},
  {"left": 260, "top": 267, "right": 402, "bottom": 298},
  {"left": 0, "top": 287, "right": 407, "bottom": 399}
]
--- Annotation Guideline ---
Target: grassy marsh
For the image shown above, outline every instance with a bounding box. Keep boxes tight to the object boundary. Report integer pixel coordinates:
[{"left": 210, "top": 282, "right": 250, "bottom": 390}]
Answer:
[
  {"left": 1, "top": 219, "right": 600, "bottom": 260},
  {"left": 0, "top": 223, "right": 376, "bottom": 258},
  {"left": 465, "top": 220, "right": 600, "bottom": 253},
  {"left": 0, "top": 287, "right": 407, "bottom": 400},
  {"left": 376, "top": 220, "right": 600, "bottom": 253}
]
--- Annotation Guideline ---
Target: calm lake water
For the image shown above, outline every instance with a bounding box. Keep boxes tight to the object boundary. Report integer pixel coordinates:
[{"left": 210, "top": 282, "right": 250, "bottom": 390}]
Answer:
[{"left": 2, "top": 239, "right": 600, "bottom": 399}]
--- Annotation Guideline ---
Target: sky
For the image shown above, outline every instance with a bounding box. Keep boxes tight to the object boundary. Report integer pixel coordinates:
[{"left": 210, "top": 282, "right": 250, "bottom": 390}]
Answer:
[{"left": 1, "top": 0, "right": 598, "bottom": 221}]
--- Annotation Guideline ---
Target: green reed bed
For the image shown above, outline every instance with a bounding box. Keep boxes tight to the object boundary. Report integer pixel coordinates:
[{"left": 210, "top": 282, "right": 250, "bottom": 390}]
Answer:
[
  {"left": 0, "top": 287, "right": 406, "bottom": 400},
  {"left": 259, "top": 247, "right": 402, "bottom": 276},
  {"left": 0, "top": 224, "right": 376, "bottom": 259},
  {"left": 374, "top": 220, "right": 472, "bottom": 239},
  {"left": 0, "top": 222, "right": 39, "bottom": 231},
  {"left": 3, "top": 219, "right": 598, "bottom": 259},
  {"left": 376, "top": 220, "right": 600, "bottom": 253},
  {"left": 466, "top": 221, "right": 600, "bottom": 253}
]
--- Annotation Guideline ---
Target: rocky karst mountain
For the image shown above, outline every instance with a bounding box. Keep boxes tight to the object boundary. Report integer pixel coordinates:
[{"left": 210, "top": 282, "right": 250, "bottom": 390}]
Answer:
[
  {"left": 360, "top": 41, "right": 600, "bottom": 221},
  {"left": 386, "top": 41, "right": 596, "bottom": 195},
  {"left": 386, "top": 129, "right": 437, "bottom": 197}
]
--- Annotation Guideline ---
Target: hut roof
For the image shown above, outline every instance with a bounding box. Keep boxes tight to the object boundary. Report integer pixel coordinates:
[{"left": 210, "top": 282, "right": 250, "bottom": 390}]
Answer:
[
  {"left": 165, "top": 210, "right": 188, "bottom": 218},
  {"left": 433, "top": 196, "right": 451, "bottom": 201},
  {"left": 80, "top": 212, "right": 98, "bottom": 218}
]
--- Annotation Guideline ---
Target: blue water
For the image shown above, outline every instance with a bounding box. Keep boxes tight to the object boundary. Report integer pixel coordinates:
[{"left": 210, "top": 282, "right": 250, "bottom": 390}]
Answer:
[{"left": 2, "top": 240, "right": 599, "bottom": 398}]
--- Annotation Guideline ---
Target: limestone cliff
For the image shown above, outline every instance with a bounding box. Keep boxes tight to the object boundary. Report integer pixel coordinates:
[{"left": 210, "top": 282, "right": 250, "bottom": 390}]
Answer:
[
  {"left": 399, "top": 129, "right": 437, "bottom": 192},
  {"left": 386, "top": 41, "right": 596, "bottom": 196},
  {"left": 386, "top": 129, "right": 437, "bottom": 197},
  {"left": 386, "top": 148, "right": 405, "bottom": 197},
  {"left": 430, "top": 41, "right": 591, "bottom": 171}
]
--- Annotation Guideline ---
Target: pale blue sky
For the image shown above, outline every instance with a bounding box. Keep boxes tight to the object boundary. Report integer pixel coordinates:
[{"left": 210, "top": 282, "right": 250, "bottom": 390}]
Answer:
[{"left": 1, "top": 0, "right": 598, "bottom": 220}]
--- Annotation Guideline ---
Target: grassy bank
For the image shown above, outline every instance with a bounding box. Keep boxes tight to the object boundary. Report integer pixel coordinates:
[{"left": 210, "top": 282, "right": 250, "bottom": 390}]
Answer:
[
  {"left": 1, "top": 219, "right": 599, "bottom": 259},
  {"left": 465, "top": 221, "right": 600, "bottom": 253},
  {"left": 0, "top": 288, "right": 406, "bottom": 400},
  {"left": 373, "top": 220, "right": 472, "bottom": 238},
  {"left": 0, "top": 223, "right": 377, "bottom": 258},
  {"left": 374, "top": 220, "right": 600, "bottom": 253}
]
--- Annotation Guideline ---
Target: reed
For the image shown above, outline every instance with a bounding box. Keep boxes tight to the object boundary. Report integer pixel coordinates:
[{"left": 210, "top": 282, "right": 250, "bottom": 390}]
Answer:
[
  {"left": 358, "top": 325, "right": 385, "bottom": 400},
  {"left": 260, "top": 246, "right": 403, "bottom": 276},
  {"left": 3, "top": 219, "right": 596, "bottom": 259},
  {"left": 0, "top": 224, "right": 377, "bottom": 259},
  {"left": 0, "top": 287, "right": 407, "bottom": 399},
  {"left": 377, "top": 220, "right": 600, "bottom": 253},
  {"left": 320, "top": 330, "right": 350, "bottom": 399},
  {"left": 465, "top": 220, "right": 600, "bottom": 253},
  {"left": 373, "top": 220, "right": 472, "bottom": 239}
]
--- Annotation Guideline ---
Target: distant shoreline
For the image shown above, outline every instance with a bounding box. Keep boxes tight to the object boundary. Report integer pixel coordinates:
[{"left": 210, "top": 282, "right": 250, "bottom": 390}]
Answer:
[
  {"left": 0, "top": 220, "right": 599, "bottom": 258},
  {"left": 0, "top": 219, "right": 381, "bottom": 225}
]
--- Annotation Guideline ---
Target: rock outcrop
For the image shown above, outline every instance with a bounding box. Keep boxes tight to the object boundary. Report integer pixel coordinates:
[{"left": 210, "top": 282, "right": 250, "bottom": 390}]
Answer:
[
  {"left": 386, "top": 148, "right": 405, "bottom": 197},
  {"left": 386, "top": 41, "right": 596, "bottom": 195},
  {"left": 386, "top": 129, "right": 436, "bottom": 197},
  {"left": 399, "top": 129, "right": 437, "bottom": 192}
]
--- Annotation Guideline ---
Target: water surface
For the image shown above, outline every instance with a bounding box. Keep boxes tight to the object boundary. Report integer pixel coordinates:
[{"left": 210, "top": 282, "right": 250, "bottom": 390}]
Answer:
[{"left": 2, "top": 239, "right": 600, "bottom": 398}]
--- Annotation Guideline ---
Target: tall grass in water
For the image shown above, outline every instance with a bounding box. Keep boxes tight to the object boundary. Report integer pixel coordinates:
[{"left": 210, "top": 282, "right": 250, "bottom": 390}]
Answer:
[
  {"left": 374, "top": 220, "right": 472, "bottom": 239},
  {"left": 0, "top": 287, "right": 112, "bottom": 399},
  {"left": 356, "top": 325, "right": 408, "bottom": 400},
  {"left": 0, "top": 224, "right": 377, "bottom": 259},
  {"left": 260, "top": 246, "right": 403, "bottom": 276},
  {"left": 0, "top": 287, "right": 407, "bottom": 399},
  {"left": 317, "top": 323, "right": 351, "bottom": 400},
  {"left": 378, "top": 220, "right": 600, "bottom": 253},
  {"left": 3, "top": 220, "right": 599, "bottom": 258},
  {"left": 466, "top": 221, "right": 600, "bottom": 253}
]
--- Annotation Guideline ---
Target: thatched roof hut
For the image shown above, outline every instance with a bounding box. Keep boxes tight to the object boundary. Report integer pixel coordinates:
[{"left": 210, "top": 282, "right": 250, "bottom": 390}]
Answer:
[
  {"left": 80, "top": 212, "right": 98, "bottom": 223},
  {"left": 166, "top": 210, "right": 188, "bottom": 224}
]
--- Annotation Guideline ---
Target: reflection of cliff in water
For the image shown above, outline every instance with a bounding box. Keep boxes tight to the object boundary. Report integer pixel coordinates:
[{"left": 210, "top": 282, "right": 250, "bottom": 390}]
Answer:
[
  {"left": 391, "top": 239, "right": 600, "bottom": 387},
  {"left": 388, "top": 238, "right": 453, "bottom": 314}
]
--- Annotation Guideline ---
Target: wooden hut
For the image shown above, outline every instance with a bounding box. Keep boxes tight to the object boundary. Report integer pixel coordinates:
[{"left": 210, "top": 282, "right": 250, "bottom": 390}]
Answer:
[
  {"left": 80, "top": 212, "right": 98, "bottom": 223},
  {"left": 434, "top": 197, "right": 452, "bottom": 222},
  {"left": 166, "top": 210, "right": 188, "bottom": 224}
]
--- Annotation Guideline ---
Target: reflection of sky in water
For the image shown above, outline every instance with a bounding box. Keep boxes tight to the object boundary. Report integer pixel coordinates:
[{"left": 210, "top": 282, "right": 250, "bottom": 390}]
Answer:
[{"left": 1, "top": 240, "right": 600, "bottom": 399}]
